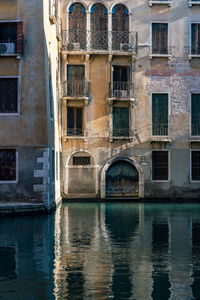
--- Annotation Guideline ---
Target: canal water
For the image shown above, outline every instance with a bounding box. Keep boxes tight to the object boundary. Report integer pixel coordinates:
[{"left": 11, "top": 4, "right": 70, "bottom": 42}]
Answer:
[{"left": 0, "top": 203, "right": 200, "bottom": 300}]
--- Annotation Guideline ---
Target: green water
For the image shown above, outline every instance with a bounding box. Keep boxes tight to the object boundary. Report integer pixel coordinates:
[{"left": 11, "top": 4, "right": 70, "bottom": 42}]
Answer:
[{"left": 0, "top": 202, "right": 200, "bottom": 299}]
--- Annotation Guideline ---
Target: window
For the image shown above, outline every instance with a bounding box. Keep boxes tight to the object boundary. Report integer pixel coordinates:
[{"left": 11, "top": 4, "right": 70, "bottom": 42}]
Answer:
[
  {"left": 191, "top": 94, "right": 200, "bottom": 136},
  {"left": 0, "top": 22, "right": 24, "bottom": 55},
  {"left": 67, "top": 65, "right": 85, "bottom": 97},
  {"left": 191, "top": 150, "right": 200, "bottom": 181},
  {"left": 0, "top": 149, "right": 16, "bottom": 181},
  {"left": 113, "top": 107, "right": 129, "bottom": 137},
  {"left": 67, "top": 106, "right": 84, "bottom": 136},
  {"left": 91, "top": 4, "right": 108, "bottom": 50},
  {"left": 152, "top": 23, "right": 168, "bottom": 55},
  {"left": 0, "top": 247, "right": 17, "bottom": 278},
  {"left": 152, "top": 151, "right": 168, "bottom": 180},
  {"left": 112, "top": 66, "right": 131, "bottom": 98},
  {"left": 152, "top": 94, "right": 168, "bottom": 136},
  {"left": 112, "top": 4, "right": 129, "bottom": 51},
  {"left": 0, "top": 78, "right": 18, "bottom": 113},
  {"left": 191, "top": 24, "right": 200, "bottom": 55},
  {"left": 73, "top": 156, "right": 91, "bottom": 165}
]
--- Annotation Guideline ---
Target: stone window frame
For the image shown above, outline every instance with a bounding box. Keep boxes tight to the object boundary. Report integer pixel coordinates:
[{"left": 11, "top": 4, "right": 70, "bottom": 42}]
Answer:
[
  {"left": 190, "top": 149, "right": 200, "bottom": 182},
  {"left": 149, "top": 21, "right": 171, "bottom": 59},
  {"left": 151, "top": 150, "right": 170, "bottom": 182},
  {"left": 189, "top": 22, "right": 200, "bottom": 60},
  {"left": 0, "top": 149, "right": 18, "bottom": 184},
  {"left": 0, "top": 76, "right": 20, "bottom": 116}
]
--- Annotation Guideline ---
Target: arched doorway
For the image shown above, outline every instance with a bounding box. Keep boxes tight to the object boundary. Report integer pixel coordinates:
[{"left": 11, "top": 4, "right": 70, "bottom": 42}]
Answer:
[{"left": 106, "top": 160, "right": 139, "bottom": 197}]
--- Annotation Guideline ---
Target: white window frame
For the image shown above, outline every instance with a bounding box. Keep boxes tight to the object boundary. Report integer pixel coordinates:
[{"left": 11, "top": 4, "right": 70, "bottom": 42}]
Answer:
[
  {"left": 0, "top": 76, "right": 20, "bottom": 115},
  {"left": 190, "top": 149, "right": 200, "bottom": 182},
  {"left": 0, "top": 149, "right": 18, "bottom": 183},
  {"left": 150, "top": 21, "right": 171, "bottom": 59},
  {"left": 151, "top": 149, "right": 170, "bottom": 182},
  {"left": 189, "top": 22, "right": 200, "bottom": 60},
  {"left": 190, "top": 93, "right": 200, "bottom": 138}
]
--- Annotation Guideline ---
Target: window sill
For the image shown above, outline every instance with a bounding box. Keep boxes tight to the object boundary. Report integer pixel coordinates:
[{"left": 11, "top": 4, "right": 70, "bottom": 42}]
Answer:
[
  {"left": 149, "top": 0, "right": 171, "bottom": 6},
  {"left": 0, "top": 113, "right": 20, "bottom": 116},
  {"left": 64, "top": 136, "right": 87, "bottom": 142},
  {"left": 189, "top": 1, "right": 200, "bottom": 6},
  {"left": 150, "top": 136, "right": 172, "bottom": 143},
  {"left": 0, "top": 180, "right": 18, "bottom": 184},
  {"left": 152, "top": 180, "right": 169, "bottom": 183},
  {"left": 149, "top": 54, "right": 172, "bottom": 59},
  {"left": 188, "top": 54, "right": 200, "bottom": 60},
  {"left": 189, "top": 138, "right": 200, "bottom": 143},
  {"left": 63, "top": 96, "right": 89, "bottom": 105},
  {"left": 107, "top": 97, "right": 135, "bottom": 105},
  {"left": 109, "top": 136, "right": 132, "bottom": 142}
]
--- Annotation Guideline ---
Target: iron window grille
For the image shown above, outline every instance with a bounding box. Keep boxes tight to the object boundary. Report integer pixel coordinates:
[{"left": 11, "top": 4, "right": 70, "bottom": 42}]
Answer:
[
  {"left": 152, "top": 151, "right": 168, "bottom": 180},
  {"left": 73, "top": 156, "right": 91, "bottom": 165},
  {"left": 152, "top": 94, "right": 168, "bottom": 136},
  {"left": 191, "top": 151, "right": 200, "bottom": 181}
]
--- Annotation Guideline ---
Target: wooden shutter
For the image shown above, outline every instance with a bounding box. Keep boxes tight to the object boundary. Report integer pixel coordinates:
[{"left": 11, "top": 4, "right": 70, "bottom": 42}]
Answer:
[
  {"left": 113, "top": 107, "right": 129, "bottom": 136},
  {"left": 152, "top": 23, "right": 168, "bottom": 54},
  {"left": 152, "top": 94, "right": 168, "bottom": 136},
  {"left": 191, "top": 94, "right": 200, "bottom": 136},
  {"left": 16, "top": 21, "right": 24, "bottom": 55}
]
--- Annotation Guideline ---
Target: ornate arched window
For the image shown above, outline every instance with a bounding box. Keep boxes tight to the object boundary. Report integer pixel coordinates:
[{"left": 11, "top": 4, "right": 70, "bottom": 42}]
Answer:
[
  {"left": 68, "top": 3, "right": 86, "bottom": 50},
  {"left": 91, "top": 3, "right": 108, "bottom": 50},
  {"left": 112, "top": 4, "right": 129, "bottom": 51}
]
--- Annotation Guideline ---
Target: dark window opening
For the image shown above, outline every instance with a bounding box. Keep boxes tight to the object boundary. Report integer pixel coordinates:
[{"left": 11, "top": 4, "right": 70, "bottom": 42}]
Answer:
[
  {"left": 0, "top": 247, "right": 16, "bottom": 278},
  {"left": 192, "top": 151, "right": 200, "bottom": 181},
  {"left": 152, "top": 94, "right": 168, "bottom": 136},
  {"left": 0, "top": 149, "right": 16, "bottom": 181},
  {"left": 73, "top": 156, "right": 91, "bottom": 165},
  {"left": 191, "top": 24, "right": 200, "bottom": 55},
  {"left": 67, "top": 65, "right": 85, "bottom": 97},
  {"left": 67, "top": 107, "right": 84, "bottom": 136},
  {"left": 91, "top": 3, "right": 108, "bottom": 50},
  {"left": 152, "top": 23, "right": 168, "bottom": 55},
  {"left": 0, "top": 22, "right": 24, "bottom": 55},
  {"left": 152, "top": 151, "right": 168, "bottom": 181},
  {"left": 0, "top": 78, "right": 18, "bottom": 113},
  {"left": 191, "top": 94, "right": 200, "bottom": 136},
  {"left": 112, "top": 66, "right": 130, "bottom": 98},
  {"left": 113, "top": 107, "right": 129, "bottom": 137}
]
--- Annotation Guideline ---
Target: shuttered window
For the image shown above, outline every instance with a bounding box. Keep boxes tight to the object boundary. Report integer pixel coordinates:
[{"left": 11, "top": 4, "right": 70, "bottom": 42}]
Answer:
[
  {"left": 0, "top": 78, "right": 18, "bottom": 113},
  {"left": 152, "top": 23, "right": 168, "bottom": 54},
  {"left": 0, "top": 149, "right": 16, "bottom": 181},
  {"left": 113, "top": 107, "right": 129, "bottom": 137},
  {"left": 67, "top": 107, "right": 84, "bottom": 136},
  {"left": 152, "top": 151, "right": 168, "bottom": 181},
  {"left": 67, "top": 65, "right": 85, "bottom": 97},
  {"left": 191, "top": 24, "right": 200, "bottom": 55},
  {"left": 191, "top": 151, "right": 200, "bottom": 181},
  {"left": 152, "top": 94, "right": 168, "bottom": 136},
  {"left": 191, "top": 94, "right": 200, "bottom": 136}
]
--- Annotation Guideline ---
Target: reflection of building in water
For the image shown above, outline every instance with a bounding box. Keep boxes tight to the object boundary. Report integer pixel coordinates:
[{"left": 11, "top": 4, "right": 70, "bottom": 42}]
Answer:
[
  {"left": 0, "top": 215, "right": 55, "bottom": 300},
  {"left": 54, "top": 203, "right": 200, "bottom": 299}
]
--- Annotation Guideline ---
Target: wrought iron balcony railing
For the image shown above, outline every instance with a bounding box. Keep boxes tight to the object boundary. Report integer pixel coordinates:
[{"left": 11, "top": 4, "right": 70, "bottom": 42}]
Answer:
[
  {"left": 192, "top": 125, "right": 200, "bottom": 136},
  {"left": 109, "top": 82, "right": 133, "bottom": 98},
  {"left": 63, "top": 80, "right": 90, "bottom": 98},
  {"left": 0, "top": 40, "right": 17, "bottom": 55},
  {"left": 113, "top": 128, "right": 130, "bottom": 137},
  {"left": 152, "top": 124, "right": 168, "bottom": 136},
  {"left": 66, "top": 128, "right": 84, "bottom": 136},
  {"left": 62, "top": 30, "right": 137, "bottom": 53}
]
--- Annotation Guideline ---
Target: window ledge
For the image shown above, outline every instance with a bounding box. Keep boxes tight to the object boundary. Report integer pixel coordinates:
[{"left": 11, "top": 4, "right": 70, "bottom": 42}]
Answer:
[
  {"left": 189, "top": 138, "right": 200, "bottom": 143},
  {"left": 107, "top": 97, "right": 135, "bottom": 105},
  {"left": 149, "top": 0, "right": 171, "bottom": 6},
  {"left": 189, "top": 1, "right": 200, "bottom": 6},
  {"left": 63, "top": 96, "right": 89, "bottom": 105},
  {"left": 64, "top": 136, "right": 87, "bottom": 142},
  {"left": 110, "top": 136, "right": 132, "bottom": 142},
  {"left": 149, "top": 54, "right": 172, "bottom": 59},
  {"left": 150, "top": 136, "right": 172, "bottom": 143},
  {"left": 189, "top": 54, "right": 200, "bottom": 60},
  {"left": 0, "top": 113, "right": 20, "bottom": 116}
]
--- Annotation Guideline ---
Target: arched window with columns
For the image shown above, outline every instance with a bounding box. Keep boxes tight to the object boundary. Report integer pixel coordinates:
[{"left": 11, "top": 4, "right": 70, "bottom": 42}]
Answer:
[
  {"left": 68, "top": 2, "right": 86, "bottom": 50},
  {"left": 112, "top": 4, "right": 129, "bottom": 51},
  {"left": 90, "top": 3, "right": 108, "bottom": 50}
]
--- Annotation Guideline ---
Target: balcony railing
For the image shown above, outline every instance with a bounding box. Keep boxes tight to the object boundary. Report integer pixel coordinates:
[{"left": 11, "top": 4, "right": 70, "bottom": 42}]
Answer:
[
  {"left": 109, "top": 82, "right": 133, "bottom": 98},
  {"left": 0, "top": 40, "right": 17, "bottom": 55},
  {"left": 63, "top": 80, "right": 90, "bottom": 98},
  {"left": 62, "top": 30, "right": 137, "bottom": 53},
  {"left": 67, "top": 128, "right": 84, "bottom": 136},
  {"left": 113, "top": 128, "right": 130, "bottom": 137},
  {"left": 152, "top": 124, "right": 168, "bottom": 136},
  {"left": 192, "top": 125, "right": 200, "bottom": 136}
]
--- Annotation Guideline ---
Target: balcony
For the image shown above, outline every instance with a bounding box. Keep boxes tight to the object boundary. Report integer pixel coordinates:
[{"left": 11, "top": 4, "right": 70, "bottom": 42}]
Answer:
[
  {"left": 62, "top": 30, "right": 137, "bottom": 54},
  {"left": 152, "top": 125, "right": 168, "bottom": 136},
  {"left": 63, "top": 80, "right": 90, "bottom": 101},
  {"left": 109, "top": 82, "right": 133, "bottom": 101},
  {"left": 191, "top": 125, "right": 200, "bottom": 137},
  {"left": 0, "top": 41, "right": 17, "bottom": 56}
]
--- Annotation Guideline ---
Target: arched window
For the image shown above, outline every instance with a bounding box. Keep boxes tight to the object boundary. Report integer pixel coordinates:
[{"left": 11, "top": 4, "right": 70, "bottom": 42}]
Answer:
[
  {"left": 68, "top": 3, "right": 86, "bottom": 50},
  {"left": 112, "top": 4, "right": 129, "bottom": 51},
  {"left": 91, "top": 3, "right": 108, "bottom": 50}
]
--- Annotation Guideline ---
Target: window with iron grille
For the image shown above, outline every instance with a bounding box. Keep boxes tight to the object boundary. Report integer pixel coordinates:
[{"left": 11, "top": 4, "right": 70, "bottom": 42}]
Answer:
[
  {"left": 191, "top": 151, "right": 200, "bottom": 181},
  {"left": 67, "top": 65, "right": 85, "bottom": 97},
  {"left": 113, "top": 107, "right": 129, "bottom": 137},
  {"left": 67, "top": 106, "right": 84, "bottom": 136},
  {"left": 191, "top": 94, "right": 200, "bottom": 136},
  {"left": 152, "top": 23, "right": 168, "bottom": 54},
  {"left": 0, "top": 149, "right": 16, "bottom": 181},
  {"left": 191, "top": 23, "right": 200, "bottom": 55},
  {"left": 152, "top": 151, "right": 168, "bottom": 180},
  {"left": 152, "top": 94, "right": 168, "bottom": 136},
  {"left": 0, "top": 78, "right": 18, "bottom": 113},
  {"left": 91, "top": 3, "right": 108, "bottom": 50},
  {"left": 73, "top": 156, "right": 91, "bottom": 165}
]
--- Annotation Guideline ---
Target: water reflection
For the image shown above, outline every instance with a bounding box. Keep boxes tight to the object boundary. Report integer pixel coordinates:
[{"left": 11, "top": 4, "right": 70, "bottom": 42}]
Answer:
[{"left": 1, "top": 203, "right": 200, "bottom": 299}]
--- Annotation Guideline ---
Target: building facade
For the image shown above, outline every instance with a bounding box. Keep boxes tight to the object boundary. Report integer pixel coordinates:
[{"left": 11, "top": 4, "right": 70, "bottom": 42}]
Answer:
[
  {"left": 0, "top": 0, "right": 61, "bottom": 208},
  {"left": 60, "top": 0, "right": 200, "bottom": 199}
]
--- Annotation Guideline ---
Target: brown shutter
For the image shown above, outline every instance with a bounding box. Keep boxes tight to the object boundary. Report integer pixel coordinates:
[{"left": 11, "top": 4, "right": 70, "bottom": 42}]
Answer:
[{"left": 16, "top": 21, "right": 24, "bottom": 55}]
